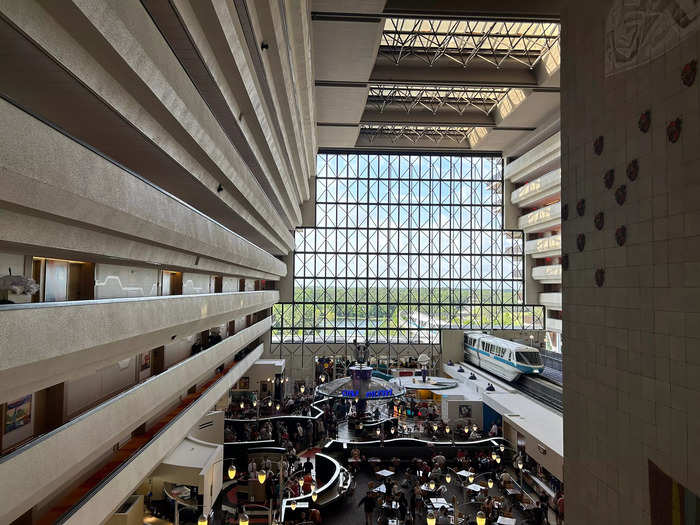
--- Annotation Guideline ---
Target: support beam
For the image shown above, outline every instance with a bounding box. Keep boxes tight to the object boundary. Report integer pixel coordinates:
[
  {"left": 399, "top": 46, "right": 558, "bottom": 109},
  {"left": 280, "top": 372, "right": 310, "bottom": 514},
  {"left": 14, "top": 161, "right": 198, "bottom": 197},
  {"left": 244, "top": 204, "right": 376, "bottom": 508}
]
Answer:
[
  {"left": 370, "top": 63, "right": 541, "bottom": 88},
  {"left": 382, "top": 0, "right": 561, "bottom": 20}
]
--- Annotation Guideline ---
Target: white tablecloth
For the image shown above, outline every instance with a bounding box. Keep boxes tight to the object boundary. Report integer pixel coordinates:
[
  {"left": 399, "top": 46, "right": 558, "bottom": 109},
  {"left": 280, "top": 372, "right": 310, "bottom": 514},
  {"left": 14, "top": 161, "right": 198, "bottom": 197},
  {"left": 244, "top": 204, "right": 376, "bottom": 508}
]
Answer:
[
  {"left": 496, "top": 517, "right": 516, "bottom": 525},
  {"left": 377, "top": 469, "right": 395, "bottom": 477}
]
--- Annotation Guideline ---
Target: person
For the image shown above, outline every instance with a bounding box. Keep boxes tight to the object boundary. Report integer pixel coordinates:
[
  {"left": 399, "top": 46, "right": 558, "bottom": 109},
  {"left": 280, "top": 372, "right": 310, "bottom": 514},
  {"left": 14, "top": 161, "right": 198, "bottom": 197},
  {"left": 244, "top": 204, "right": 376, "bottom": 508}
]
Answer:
[
  {"left": 248, "top": 458, "right": 257, "bottom": 477},
  {"left": 555, "top": 492, "right": 564, "bottom": 525},
  {"left": 304, "top": 457, "right": 314, "bottom": 474},
  {"left": 398, "top": 492, "right": 408, "bottom": 522},
  {"left": 489, "top": 422, "right": 498, "bottom": 437},
  {"left": 358, "top": 491, "right": 377, "bottom": 525},
  {"left": 310, "top": 507, "right": 321, "bottom": 524}
]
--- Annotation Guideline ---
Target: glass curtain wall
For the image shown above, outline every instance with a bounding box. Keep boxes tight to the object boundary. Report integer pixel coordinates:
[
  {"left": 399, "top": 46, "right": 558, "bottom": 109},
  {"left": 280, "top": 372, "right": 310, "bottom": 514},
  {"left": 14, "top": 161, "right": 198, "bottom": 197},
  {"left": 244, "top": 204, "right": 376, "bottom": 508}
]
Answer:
[{"left": 273, "top": 153, "right": 544, "bottom": 345}]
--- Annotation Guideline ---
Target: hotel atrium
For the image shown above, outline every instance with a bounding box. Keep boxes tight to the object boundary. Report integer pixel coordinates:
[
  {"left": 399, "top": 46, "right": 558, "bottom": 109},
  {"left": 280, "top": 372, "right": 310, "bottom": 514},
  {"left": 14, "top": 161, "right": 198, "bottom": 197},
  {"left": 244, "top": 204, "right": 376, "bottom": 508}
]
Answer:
[{"left": 0, "top": 1, "right": 698, "bottom": 525}]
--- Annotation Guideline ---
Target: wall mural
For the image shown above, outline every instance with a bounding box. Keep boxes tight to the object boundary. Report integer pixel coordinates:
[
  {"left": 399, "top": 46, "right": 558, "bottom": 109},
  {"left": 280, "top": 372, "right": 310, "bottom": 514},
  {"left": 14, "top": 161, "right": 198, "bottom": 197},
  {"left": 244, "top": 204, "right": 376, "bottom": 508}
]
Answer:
[{"left": 605, "top": 0, "right": 699, "bottom": 77}]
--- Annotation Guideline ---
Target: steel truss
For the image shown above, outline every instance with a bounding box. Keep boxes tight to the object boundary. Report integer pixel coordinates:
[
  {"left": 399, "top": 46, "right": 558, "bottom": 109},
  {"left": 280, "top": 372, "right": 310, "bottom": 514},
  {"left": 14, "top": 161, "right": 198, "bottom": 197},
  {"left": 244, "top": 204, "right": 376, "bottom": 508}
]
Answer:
[
  {"left": 380, "top": 17, "right": 560, "bottom": 68},
  {"left": 367, "top": 83, "right": 511, "bottom": 116},
  {"left": 361, "top": 124, "right": 486, "bottom": 145}
]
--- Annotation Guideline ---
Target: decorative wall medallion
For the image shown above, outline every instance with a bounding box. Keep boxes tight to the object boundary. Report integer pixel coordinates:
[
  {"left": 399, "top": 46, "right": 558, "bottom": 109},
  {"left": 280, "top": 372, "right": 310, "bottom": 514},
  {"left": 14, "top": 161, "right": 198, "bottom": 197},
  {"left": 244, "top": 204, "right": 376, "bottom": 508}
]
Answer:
[
  {"left": 594, "top": 136, "right": 604, "bottom": 155},
  {"left": 615, "top": 185, "right": 627, "bottom": 205},
  {"left": 562, "top": 203, "right": 569, "bottom": 221},
  {"left": 577, "top": 199, "right": 586, "bottom": 216},
  {"left": 595, "top": 268, "right": 605, "bottom": 287},
  {"left": 682, "top": 59, "right": 697, "bottom": 87},
  {"left": 604, "top": 169, "right": 615, "bottom": 189},
  {"left": 667, "top": 118, "right": 682, "bottom": 143},
  {"left": 626, "top": 159, "right": 639, "bottom": 181},
  {"left": 594, "top": 212, "right": 605, "bottom": 230},
  {"left": 615, "top": 225, "right": 627, "bottom": 246},
  {"left": 561, "top": 254, "right": 569, "bottom": 271},
  {"left": 638, "top": 110, "right": 651, "bottom": 133},
  {"left": 577, "top": 233, "right": 586, "bottom": 252}
]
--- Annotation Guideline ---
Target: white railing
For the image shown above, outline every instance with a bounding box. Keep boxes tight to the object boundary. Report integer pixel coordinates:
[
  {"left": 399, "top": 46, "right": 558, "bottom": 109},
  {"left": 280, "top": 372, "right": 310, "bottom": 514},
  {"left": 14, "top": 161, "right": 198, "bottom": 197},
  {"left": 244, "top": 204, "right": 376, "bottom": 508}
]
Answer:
[
  {"left": 539, "top": 292, "right": 562, "bottom": 311},
  {"left": 504, "top": 132, "right": 561, "bottom": 183},
  {"left": 525, "top": 234, "right": 561, "bottom": 258},
  {"left": 511, "top": 169, "right": 561, "bottom": 208},
  {"left": 532, "top": 264, "right": 562, "bottom": 284},
  {"left": 518, "top": 202, "right": 561, "bottom": 234}
]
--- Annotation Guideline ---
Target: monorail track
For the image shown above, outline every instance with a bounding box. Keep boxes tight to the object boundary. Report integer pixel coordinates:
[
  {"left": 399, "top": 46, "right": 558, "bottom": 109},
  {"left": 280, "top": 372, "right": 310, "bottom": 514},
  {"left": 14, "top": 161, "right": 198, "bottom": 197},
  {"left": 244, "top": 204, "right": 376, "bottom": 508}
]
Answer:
[{"left": 513, "top": 374, "right": 563, "bottom": 413}]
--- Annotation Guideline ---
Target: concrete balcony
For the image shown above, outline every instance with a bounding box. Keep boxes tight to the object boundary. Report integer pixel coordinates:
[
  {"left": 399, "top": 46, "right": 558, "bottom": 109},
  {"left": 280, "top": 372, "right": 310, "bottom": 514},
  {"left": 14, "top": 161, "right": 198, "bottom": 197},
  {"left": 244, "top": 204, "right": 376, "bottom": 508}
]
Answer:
[
  {"left": 0, "top": 291, "right": 277, "bottom": 403},
  {"left": 511, "top": 169, "right": 561, "bottom": 208},
  {"left": 518, "top": 202, "right": 561, "bottom": 234},
  {"left": 0, "top": 339, "right": 265, "bottom": 525},
  {"left": 532, "top": 264, "right": 562, "bottom": 284},
  {"left": 505, "top": 131, "right": 561, "bottom": 183},
  {"left": 547, "top": 317, "right": 562, "bottom": 333},
  {"left": 525, "top": 234, "right": 562, "bottom": 259},
  {"left": 540, "top": 292, "right": 563, "bottom": 311}
]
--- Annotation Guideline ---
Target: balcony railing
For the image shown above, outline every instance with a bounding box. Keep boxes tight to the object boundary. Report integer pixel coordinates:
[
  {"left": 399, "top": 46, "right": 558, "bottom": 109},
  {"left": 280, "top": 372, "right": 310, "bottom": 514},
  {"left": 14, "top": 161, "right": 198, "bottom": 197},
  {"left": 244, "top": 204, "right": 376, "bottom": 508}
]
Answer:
[
  {"left": 532, "top": 264, "right": 562, "bottom": 284},
  {"left": 539, "top": 292, "right": 562, "bottom": 311},
  {"left": 504, "top": 131, "right": 560, "bottom": 183},
  {"left": 511, "top": 169, "right": 561, "bottom": 208},
  {"left": 518, "top": 201, "right": 561, "bottom": 234},
  {"left": 0, "top": 291, "right": 277, "bottom": 403},
  {"left": 0, "top": 340, "right": 265, "bottom": 525},
  {"left": 525, "top": 234, "right": 561, "bottom": 258}
]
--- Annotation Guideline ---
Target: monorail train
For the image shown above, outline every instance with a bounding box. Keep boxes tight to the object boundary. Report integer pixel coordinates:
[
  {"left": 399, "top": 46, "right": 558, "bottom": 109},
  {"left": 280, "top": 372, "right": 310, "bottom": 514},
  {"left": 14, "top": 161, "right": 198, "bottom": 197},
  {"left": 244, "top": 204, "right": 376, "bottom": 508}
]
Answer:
[{"left": 464, "top": 332, "right": 544, "bottom": 382}]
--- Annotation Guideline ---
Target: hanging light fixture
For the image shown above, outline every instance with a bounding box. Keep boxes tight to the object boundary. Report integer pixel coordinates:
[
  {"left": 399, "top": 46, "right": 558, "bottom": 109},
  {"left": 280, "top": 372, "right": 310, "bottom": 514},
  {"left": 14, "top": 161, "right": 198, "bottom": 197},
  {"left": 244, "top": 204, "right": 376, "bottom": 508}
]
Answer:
[
  {"left": 499, "top": 443, "right": 505, "bottom": 452},
  {"left": 390, "top": 426, "right": 396, "bottom": 435},
  {"left": 290, "top": 501, "right": 297, "bottom": 511},
  {"left": 320, "top": 374, "right": 326, "bottom": 383},
  {"left": 432, "top": 422, "right": 438, "bottom": 431},
  {"left": 285, "top": 377, "right": 289, "bottom": 383},
  {"left": 517, "top": 457, "right": 524, "bottom": 470},
  {"left": 427, "top": 511, "right": 437, "bottom": 525},
  {"left": 445, "top": 473, "right": 452, "bottom": 484},
  {"left": 267, "top": 377, "right": 272, "bottom": 382},
  {"left": 228, "top": 464, "right": 237, "bottom": 480},
  {"left": 469, "top": 474, "right": 475, "bottom": 483},
  {"left": 429, "top": 480, "right": 436, "bottom": 491},
  {"left": 276, "top": 403, "right": 281, "bottom": 411},
  {"left": 445, "top": 426, "right": 450, "bottom": 434},
  {"left": 464, "top": 425, "right": 469, "bottom": 433},
  {"left": 267, "top": 399, "right": 273, "bottom": 407},
  {"left": 495, "top": 455, "right": 501, "bottom": 464},
  {"left": 300, "top": 384, "right": 305, "bottom": 394},
  {"left": 311, "top": 482, "right": 316, "bottom": 492},
  {"left": 198, "top": 515, "right": 208, "bottom": 525},
  {"left": 488, "top": 479, "right": 494, "bottom": 489},
  {"left": 476, "top": 511, "right": 486, "bottom": 525},
  {"left": 252, "top": 399, "right": 257, "bottom": 408},
  {"left": 311, "top": 491, "right": 318, "bottom": 502},
  {"left": 298, "top": 478, "right": 304, "bottom": 488},
  {"left": 239, "top": 514, "right": 249, "bottom": 525},
  {"left": 491, "top": 451, "right": 497, "bottom": 460},
  {"left": 257, "top": 470, "right": 267, "bottom": 484},
  {"left": 376, "top": 427, "right": 381, "bottom": 436},
  {"left": 239, "top": 400, "right": 245, "bottom": 409},
  {"left": 472, "top": 424, "right": 478, "bottom": 432}
]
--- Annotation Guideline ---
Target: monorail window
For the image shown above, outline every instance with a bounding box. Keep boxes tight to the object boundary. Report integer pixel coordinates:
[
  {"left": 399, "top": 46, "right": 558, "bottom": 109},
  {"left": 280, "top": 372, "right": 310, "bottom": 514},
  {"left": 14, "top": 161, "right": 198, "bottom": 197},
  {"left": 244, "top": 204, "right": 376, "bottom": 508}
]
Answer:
[{"left": 516, "top": 351, "right": 542, "bottom": 366}]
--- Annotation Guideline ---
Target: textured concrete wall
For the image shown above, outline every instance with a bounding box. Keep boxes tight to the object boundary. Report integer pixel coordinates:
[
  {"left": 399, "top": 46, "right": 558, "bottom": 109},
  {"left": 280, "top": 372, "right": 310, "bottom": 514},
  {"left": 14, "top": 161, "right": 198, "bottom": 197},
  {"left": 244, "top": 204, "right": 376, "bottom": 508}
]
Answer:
[{"left": 562, "top": 2, "right": 700, "bottom": 523}]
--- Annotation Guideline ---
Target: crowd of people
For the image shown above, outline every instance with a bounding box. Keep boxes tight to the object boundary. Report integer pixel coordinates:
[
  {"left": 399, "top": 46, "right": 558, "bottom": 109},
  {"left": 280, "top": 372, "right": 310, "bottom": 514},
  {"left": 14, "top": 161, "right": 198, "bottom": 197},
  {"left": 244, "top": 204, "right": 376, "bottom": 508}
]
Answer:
[{"left": 348, "top": 446, "right": 561, "bottom": 525}]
